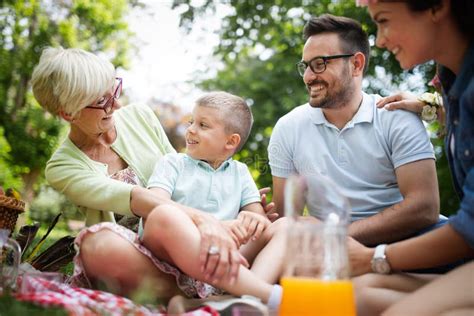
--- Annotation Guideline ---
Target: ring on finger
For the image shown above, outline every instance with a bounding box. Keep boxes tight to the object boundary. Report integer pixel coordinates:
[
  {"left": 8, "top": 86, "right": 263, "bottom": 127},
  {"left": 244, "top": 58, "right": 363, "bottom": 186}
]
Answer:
[{"left": 208, "top": 245, "right": 220, "bottom": 255}]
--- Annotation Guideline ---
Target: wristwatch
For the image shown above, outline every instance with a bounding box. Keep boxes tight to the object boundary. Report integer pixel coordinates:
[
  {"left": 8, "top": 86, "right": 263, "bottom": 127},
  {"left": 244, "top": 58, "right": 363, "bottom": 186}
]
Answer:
[{"left": 371, "top": 244, "right": 391, "bottom": 274}]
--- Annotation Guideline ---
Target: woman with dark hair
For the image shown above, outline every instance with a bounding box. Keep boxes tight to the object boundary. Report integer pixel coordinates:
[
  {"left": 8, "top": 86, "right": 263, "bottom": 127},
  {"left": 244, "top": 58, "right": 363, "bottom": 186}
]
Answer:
[{"left": 350, "top": 0, "right": 474, "bottom": 315}]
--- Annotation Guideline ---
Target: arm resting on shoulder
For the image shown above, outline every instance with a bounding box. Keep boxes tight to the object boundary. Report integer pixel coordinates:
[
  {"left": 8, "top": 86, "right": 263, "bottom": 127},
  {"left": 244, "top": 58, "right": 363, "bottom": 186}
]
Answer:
[
  {"left": 376, "top": 91, "right": 423, "bottom": 113},
  {"left": 349, "top": 159, "right": 439, "bottom": 246}
]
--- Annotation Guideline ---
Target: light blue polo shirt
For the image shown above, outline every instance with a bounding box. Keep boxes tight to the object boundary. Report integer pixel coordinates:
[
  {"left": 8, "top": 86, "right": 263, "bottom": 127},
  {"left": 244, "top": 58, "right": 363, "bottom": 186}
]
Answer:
[
  {"left": 268, "top": 92, "right": 435, "bottom": 221},
  {"left": 147, "top": 153, "right": 261, "bottom": 220}
]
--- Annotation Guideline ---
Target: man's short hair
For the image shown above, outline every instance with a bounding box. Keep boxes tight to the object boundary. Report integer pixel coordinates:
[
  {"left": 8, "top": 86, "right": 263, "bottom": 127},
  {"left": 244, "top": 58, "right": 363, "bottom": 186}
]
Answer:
[
  {"left": 31, "top": 47, "right": 115, "bottom": 116},
  {"left": 196, "top": 91, "right": 253, "bottom": 153},
  {"left": 303, "top": 14, "right": 370, "bottom": 74}
]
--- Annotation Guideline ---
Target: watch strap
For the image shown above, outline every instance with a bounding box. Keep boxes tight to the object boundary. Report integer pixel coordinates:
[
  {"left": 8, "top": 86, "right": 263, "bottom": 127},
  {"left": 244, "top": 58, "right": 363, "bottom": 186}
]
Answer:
[
  {"left": 371, "top": 244, "right": 391, "bottom": 274},
  {"left": 374, "top": 244, "right": 387, "bottom": 259}
]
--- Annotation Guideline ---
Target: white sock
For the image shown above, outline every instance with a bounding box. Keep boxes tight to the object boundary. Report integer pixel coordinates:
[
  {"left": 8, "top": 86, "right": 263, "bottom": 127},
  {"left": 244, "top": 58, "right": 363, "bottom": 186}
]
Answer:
[{"left": 267, "top": 284, "right": 282, "bottom": 310}]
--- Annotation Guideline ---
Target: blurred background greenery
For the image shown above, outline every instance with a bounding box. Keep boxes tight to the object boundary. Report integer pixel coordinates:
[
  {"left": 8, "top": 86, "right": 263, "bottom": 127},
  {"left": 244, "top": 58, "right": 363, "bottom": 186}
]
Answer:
[{"left": 0, "top": 0, "right": 459, "bottom": 232}]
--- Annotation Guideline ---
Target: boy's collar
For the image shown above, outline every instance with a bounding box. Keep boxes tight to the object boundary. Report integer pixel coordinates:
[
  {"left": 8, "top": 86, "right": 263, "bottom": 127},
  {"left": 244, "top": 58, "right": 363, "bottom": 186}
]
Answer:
[{"left": 185, "top": 154, "right": 233, "bottom": 171}]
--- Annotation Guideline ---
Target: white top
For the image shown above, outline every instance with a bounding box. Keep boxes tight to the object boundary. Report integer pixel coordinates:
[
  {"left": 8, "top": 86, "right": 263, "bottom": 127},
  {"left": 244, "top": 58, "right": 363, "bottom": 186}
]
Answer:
[
  {"left": 148, "top": 153, "right": 261, "bottom": 220},
  {"left": 268, "top": 92, "right": 435, "bottom": 220}
]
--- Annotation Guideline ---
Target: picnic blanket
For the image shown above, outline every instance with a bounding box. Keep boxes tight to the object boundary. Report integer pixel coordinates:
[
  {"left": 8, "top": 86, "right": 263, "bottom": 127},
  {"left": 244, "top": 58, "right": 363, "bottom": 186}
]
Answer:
[{"left": 15, "top": 276, "right": 219, "bottom": 316}]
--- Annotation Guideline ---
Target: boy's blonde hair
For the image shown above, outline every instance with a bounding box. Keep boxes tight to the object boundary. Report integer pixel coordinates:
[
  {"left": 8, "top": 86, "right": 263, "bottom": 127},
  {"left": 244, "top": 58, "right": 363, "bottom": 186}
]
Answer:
[
  {"left": 196, "top": 91, "right": 253, "bottom": 152},
  {"left": 31, "top": 47, "right": 115, "bottom": 116}
]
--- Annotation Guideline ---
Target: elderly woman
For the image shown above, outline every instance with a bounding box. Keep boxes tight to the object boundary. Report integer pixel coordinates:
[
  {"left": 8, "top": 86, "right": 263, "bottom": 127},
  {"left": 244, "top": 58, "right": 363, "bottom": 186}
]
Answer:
[
  {"left": 30, "top": 47, "right": 280, "bottom": 307},
  {"left": 350, "top": 0, "right": 474, "bottom": 315}
]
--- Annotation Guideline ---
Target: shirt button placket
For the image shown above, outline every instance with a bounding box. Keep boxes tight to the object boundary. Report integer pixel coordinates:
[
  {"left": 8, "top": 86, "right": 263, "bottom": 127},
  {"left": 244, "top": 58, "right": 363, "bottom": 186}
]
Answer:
[{"left": 338, "top": 133, "right": 347, "bottom": 165}]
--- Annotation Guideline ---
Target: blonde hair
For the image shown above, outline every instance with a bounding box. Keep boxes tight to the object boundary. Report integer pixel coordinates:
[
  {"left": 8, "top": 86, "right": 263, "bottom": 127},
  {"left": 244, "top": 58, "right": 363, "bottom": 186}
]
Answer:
[
  {"left": 196, "top": 91, "right": 254, "bottom": 152},
  {"left": 31, "top": 47, "right": 115, "bottom": 116}
]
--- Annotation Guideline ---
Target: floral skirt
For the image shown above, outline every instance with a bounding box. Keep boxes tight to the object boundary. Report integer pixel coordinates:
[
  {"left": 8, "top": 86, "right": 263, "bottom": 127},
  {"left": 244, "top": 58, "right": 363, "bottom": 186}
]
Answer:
[{"left": 70, "top": 222, "right": 223, "bottom": 298}]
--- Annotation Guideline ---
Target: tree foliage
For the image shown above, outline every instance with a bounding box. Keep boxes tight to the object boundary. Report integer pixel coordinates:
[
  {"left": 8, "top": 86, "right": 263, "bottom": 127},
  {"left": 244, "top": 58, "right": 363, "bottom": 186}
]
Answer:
[
  {"left": 173, "top": 0, "right": 459, "bottom": 215},
  {"left": 0, "top": 0, "right": 134, "bottom": 200}
]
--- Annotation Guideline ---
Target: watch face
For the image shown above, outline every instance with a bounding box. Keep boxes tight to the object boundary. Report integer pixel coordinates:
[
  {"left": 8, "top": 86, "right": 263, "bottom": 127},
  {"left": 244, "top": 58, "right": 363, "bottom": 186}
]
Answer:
[{"left": 373, "top": 258, "right": 391, "bottom": 274}]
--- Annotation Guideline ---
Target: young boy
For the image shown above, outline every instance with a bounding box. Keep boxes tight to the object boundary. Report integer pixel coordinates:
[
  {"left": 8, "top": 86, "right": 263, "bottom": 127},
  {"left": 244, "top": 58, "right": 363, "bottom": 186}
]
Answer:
[{"left": 141, "top": 91, "right": 284, "bottom": 308}]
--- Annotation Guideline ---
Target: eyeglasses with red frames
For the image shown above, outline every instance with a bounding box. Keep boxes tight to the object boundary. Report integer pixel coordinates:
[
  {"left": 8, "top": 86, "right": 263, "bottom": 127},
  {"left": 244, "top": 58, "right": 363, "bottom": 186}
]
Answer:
[{"left": 85, "top": 77, "right": 122, "bottom": 114}]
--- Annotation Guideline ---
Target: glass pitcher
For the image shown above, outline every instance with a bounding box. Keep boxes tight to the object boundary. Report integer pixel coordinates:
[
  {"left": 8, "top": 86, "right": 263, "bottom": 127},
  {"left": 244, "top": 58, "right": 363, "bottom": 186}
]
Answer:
[
  {"left": 0, "top": 229, "right": 21, "bottom": 293},
  {"left": 279, "top": 173, "right": 356, "bottom": 316}
]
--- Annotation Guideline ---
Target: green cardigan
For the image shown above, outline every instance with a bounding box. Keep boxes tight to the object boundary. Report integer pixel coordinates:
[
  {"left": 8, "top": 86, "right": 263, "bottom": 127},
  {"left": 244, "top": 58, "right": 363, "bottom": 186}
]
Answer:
[{"left": 45, "top": 103, "right": 175, "bottom": 226}]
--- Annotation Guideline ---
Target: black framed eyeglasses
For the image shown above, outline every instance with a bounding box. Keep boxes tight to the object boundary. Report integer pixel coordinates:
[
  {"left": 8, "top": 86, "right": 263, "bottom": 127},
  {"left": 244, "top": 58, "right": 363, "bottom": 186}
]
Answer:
[
  {"left": 296, "top": 54, "right": 355, "bottom": 77},
  {"left": 85, "top": 77, "right": 122, "bottom": 114}
]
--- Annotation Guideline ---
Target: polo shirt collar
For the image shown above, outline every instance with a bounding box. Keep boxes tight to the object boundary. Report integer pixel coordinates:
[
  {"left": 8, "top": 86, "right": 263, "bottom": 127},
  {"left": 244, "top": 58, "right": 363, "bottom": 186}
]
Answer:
[
  {"left": 352, "top": 92, "right": 373, "bottom": 124},
  {"left": 309, "top": 92, "right": 373, "bottom": 127},
  {"left": 185, "top": 154, "right": 232, "bottom": 171}
]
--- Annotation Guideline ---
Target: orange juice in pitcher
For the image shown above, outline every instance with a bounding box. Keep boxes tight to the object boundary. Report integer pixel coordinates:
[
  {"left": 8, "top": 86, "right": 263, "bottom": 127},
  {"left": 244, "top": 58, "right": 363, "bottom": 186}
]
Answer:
[
  {"left": 279, "top": 277, "right": 356, "bottom": 316},
  {"left": 281, "top": 174, "right": 354, "bottom": 316}
]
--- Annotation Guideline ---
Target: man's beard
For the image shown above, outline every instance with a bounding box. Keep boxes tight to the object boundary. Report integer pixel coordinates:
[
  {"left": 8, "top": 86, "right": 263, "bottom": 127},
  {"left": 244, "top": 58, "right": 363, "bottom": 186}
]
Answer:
[{"left": 307, "top": 67, "right": 354, "bottom": 109}]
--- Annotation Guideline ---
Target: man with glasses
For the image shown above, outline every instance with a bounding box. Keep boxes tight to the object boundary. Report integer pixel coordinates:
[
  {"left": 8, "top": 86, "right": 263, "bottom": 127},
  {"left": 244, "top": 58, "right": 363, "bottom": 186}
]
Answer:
[{"left": 268, "top": 14, "right": 440, "bottom": 247}]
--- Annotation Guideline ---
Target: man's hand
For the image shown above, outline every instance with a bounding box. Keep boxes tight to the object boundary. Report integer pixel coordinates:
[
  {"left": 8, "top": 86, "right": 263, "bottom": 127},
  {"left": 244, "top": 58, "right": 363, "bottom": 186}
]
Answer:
[
  {"left": 237, "top": 210, "right": 271, "bottom": 242},
  {"left": 259, "top": 187, "right": 279, "bottom": 222},
  {"left": 347, "top": 236, "right": 374, "bottom": 277}
]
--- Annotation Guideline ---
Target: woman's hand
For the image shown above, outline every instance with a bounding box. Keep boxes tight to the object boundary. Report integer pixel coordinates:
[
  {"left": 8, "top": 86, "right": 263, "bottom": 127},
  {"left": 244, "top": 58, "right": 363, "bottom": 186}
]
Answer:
[
  {"left": 376, "top": 91, "right": 424, "bottom": 114},
  {"left": 196, "top": 214, "right": 249, "bottom": 284},
  {"left": 237, "top": 211, "right": 271, "bottom": 242},
  {"left": 347, "top": 236, "right": 375, "bottom": 277},
  {"left": 259, "top": 187, "right": 279, "bottom": 222}
]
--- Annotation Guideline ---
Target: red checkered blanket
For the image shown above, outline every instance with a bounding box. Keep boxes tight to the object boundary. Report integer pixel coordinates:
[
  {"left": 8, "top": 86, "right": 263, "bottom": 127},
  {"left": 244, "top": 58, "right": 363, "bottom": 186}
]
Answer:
[{"left": 15, "top": 276, "right": 218, "bottom": 316}]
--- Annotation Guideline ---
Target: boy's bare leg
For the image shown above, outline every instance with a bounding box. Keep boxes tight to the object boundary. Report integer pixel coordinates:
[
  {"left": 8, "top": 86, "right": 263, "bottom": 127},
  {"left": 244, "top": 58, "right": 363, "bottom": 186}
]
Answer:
[
  {"left": 142, "top": 205, "right": 274, "bottom": 303},
  {"left": 239, "top": 217, "right": 289, "bottom": 283}
]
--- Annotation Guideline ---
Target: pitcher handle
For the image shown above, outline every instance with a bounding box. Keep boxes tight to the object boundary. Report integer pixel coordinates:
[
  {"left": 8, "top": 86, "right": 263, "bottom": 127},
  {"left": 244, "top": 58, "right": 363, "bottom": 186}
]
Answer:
[{"left": 5, "top": 238, "right": 21, "bottom": 286}]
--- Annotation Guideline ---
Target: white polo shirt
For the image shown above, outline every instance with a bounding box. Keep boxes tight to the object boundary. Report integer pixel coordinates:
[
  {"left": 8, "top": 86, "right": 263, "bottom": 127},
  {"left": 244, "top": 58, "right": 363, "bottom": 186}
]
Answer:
[{"left": 268, "top": 92, "right": 435, "bottom": 220}]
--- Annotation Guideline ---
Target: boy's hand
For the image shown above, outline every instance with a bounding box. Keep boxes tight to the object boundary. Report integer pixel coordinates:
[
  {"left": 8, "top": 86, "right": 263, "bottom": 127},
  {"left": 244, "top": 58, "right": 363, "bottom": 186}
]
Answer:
[
  {"left": 195, "top": 213, "right": 249, "bottom": 284},
  {"left": 237, "top": 210, "right": 271, "bottom": 242},
  {"left": 222, "top": 220, "right": 250, "bottom": 247}
]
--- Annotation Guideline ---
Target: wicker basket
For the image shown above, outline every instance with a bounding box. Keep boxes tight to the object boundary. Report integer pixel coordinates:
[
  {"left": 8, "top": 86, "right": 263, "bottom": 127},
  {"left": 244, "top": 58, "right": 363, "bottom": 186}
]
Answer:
[{"left": 0, "top": 195, "right": 25, "bottom": 236}]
